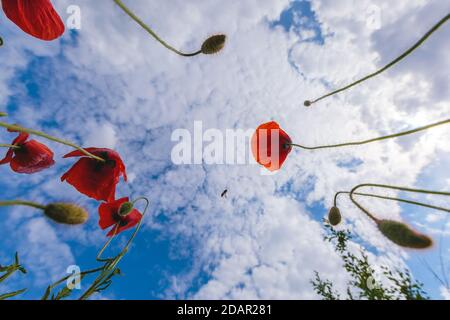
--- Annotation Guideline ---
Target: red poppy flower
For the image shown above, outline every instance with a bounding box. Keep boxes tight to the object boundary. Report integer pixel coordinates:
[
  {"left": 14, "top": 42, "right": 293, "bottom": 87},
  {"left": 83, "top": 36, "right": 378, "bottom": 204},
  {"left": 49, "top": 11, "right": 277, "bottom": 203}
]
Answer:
[
  {"left": 61, "top": 148, "right": 127, "bottom": 202},
  {"left": 1, "top": 0, "right": 65, "bottom": 41},
  {"left": 251, "top": 121, "right": 292, "bottom": 171},
  {"left": 0, "top": 131, "right": 55, "bottom": 173},
  {"left": 98, "top": 197, "right": 142, "bottom": 237}
]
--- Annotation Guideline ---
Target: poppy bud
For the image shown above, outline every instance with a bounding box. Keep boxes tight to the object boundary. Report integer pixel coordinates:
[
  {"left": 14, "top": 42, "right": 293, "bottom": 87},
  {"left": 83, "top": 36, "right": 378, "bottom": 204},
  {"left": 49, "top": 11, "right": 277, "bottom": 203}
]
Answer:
[
  {"left": 0, "top": 36, "right": 3, "bottom": 46},
  {"left": 44, "top": 203, "right": 88, "bottom": 225},
  {"left": 118, "top": 201, "right": 134, "bottom": 216},
  {"left": 377, "top": 220, "right": 433, "bottom": 249},
  {"left": 201, "top": 34, "right": 226, "bottom": 55},
  {"left": 328, "top": 206, "right": 342, "bottom": 226},
  {"left": 304, "top": 100, "right": 312, "bottom": 107}
]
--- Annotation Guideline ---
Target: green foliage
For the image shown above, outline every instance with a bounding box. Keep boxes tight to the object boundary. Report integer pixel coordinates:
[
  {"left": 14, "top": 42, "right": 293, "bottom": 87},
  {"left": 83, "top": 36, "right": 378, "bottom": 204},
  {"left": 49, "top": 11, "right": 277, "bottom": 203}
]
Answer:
[
  {"left": 311, "top": 223, "right": 428, "bottom": 300},
  {"left": 0, "top": 252, "right": 27, "bottom": 299},
  {"left": 0, "top": 288, "right": 27, "bottom": 300}
]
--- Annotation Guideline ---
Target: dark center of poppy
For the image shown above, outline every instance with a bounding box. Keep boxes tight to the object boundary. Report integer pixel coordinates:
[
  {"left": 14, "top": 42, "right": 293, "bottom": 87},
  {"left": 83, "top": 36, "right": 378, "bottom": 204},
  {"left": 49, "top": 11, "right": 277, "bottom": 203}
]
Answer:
[
  {"left": 13, "top": 144, "right": 26, "bottom": 154},
  {"left": 94, "top": 152, "right": 116, "bottom": 171},
  {"left": 112, "top": 212, "right": 128, "bottom": 226},
  {"left": 281, "top": 137, "right": 292, "bottom": 150}
]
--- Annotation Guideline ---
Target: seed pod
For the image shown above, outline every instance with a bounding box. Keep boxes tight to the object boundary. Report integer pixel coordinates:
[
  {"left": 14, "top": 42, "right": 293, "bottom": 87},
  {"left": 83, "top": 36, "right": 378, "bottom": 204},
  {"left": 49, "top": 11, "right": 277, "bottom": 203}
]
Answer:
[
  {"left": 377, "top": 220, "right": 432, "bottom": 249},
  {"left": 118, "top": 201, "right": 134, "bottom": 216},
  {"left": 304, "top": 100, "right": 312, "bottom": 107},
  {"left": 44, "top": 203, "right": 88, "bottom": 225},
  {"left": 328, "top": 206, "right": 342, "bottom": 226},
  {"left": 201, "top": 34, "right": 226, "bottom": 55}
]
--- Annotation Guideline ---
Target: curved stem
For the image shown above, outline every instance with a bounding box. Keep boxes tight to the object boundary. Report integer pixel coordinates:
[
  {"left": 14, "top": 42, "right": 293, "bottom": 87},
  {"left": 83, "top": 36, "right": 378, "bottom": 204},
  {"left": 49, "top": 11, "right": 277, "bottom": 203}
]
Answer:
[
  {"left": 348, "top": 183, "right": 450, "bottom": 223},
  {"left": 79, "top": 197, "right": 150, "bottom": 300},
  {"left": 0, "top": 144, "right": 20, "bottom": 149},
  {"left": 0, "top": 121, "right": 105, "bottom": 162},
  {"left": 305, "top": 13, "right": 450, "bottom": 106},
  {"left": 334, "top": 191, "right": 450, "bottom": 213},
  {"left": 352, "top": 183, "right": 450, "bottom": 197},
  {"left": 289, "top": 118, "right": 450, "bottom": 150},
  {"left": 95, "top": 225, "right": 120, "bottom": 263},
  {"left": 348, "top": 189, "right": 378, "bottom": 223},
  {"left": 96, "top": 197, "right": 149, "bottom": 262},
  {"left": 113, "top": 0, "right": 202, "bottom": 57},
  {"left": 0, "top": 200, "right": 46, "bottom": 210}
]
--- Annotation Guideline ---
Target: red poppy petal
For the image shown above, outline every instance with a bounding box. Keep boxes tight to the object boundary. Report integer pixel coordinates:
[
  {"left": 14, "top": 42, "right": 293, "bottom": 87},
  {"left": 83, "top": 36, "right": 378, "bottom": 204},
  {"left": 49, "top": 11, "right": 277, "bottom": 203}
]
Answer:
[
  {"left": 251, "top": 121, "right": 292, "bottom": 171},
  {"left": 118, "top": 158, "right": 127, "bottom": 182},
  {"left": 2, "top": 0, "right": 65, "bottom": 41},
  {"left": 9, "top": 140, "right": 55, "bottom": 174},
  {"left": 11, "top": 131, "right": 30, "bottom": 145},
  {"left": 61, "top": 157, "right": 119, "bottom": 202},
  {"left": 63, "top": 147, "right": 104, "bottom": 159},
  {"left": 0, "top": 147, "right": 14, "bottom": 165},
  {"left": 0, "top": 131, "right": 29, "bottom": 166},
  {"left": 124, "top": 209, "right": 142, "bottom": 225},
  {"left": 98, "top": 197, "right": 129, "bottom": 230},
  {"left": 106, "top": 209, "right": 142, "bottom": 237}
]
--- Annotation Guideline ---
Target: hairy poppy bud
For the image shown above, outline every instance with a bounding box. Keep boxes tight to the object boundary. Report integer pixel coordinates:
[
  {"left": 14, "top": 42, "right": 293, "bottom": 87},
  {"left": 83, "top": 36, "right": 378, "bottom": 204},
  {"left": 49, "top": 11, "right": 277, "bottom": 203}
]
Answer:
[
  {"left": 304, "top": 100, "right": 312, "bottom": 107},
  {"left": 377, "top": 220, "right": 432, "bottom": 249},
  {"left": 201, "top": 34, "right": 226, "bottom": 54},
  {"left": 118, "top": 201, "right": 134, "bottom": 216},
  {"left": 44, "top": 203, "right": 88, "bottom": 225},
  {"left": 0, "top": 36, "right": 3, "bottom": 47},
  {"left": 328, "top": 206, "right": 342, "bottom": 226}
]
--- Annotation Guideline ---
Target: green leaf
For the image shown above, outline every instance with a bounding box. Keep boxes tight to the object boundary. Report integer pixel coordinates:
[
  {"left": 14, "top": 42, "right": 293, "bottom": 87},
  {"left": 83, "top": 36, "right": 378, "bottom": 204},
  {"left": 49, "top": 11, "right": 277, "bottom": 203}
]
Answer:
[
  {"left": 41, "top": 286, "right": 51, "bottom": 300},
  {"left": 0, "top": 288, "right": 27, "bottom": 300}
]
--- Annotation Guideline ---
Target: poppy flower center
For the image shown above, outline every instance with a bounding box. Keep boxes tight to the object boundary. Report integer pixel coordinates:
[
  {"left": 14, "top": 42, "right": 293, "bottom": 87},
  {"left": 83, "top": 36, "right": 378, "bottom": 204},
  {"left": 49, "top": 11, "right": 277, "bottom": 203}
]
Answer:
[
  {"left": 94, "top": 152, "right": 116, "bottom": 171},
  {"left": 13, "top": 144, "right": 26, "bottom": 154},
  {"left": 112, "top": 212, "right": 128, "bottom": 226}
]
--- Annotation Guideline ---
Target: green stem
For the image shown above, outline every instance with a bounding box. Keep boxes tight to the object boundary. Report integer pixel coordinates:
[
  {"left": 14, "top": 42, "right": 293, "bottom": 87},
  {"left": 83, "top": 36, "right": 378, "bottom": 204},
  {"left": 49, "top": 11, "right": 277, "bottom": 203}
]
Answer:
[
  {"left": 96, "top": 197, "right": 149, "bottom": 262},
  {"left": 334, "top": 191, "right": 450, "bottom": 213},
  {"left": 0, "top": 289, "right": 27, "bottom": 300},
  {"left": 289, "top": 118, "right": 450, "bottom": 150},
  {"left": 304, "top": 13, "right": 450, "bottom": 107},
  {"left": 0, "top": 112, "right": 7, "bottom": 117},
  {"left": 0, "top": 144, "right": 20, "bottom": 149},
  {"left": 79, "top": 197, "right": 149, "bottom": 300},
  {"left": 113, "top": 0, "right": 202, "bottom": 57},
  {"left": 0, "top": 200, "right": 46, "bottom": 210},
  {"left": 0, "top": 121, "right": 105, "bottom": 162},
  {"left": 0, "top": 270, "right": 15, "bottom": 283},
  {"left": 41, "top": 266, "right": 105, "bottom": 300},
  {"left": 348, "top": 183, "right": 450, "bottom": 223}
]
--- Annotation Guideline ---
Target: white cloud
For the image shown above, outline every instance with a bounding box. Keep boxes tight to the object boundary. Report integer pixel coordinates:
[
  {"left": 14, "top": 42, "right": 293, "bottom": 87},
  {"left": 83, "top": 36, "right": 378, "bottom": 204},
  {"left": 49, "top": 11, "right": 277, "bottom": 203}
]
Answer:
[{"left": 0, "top": 0, "right": 449, "bottom": 299}]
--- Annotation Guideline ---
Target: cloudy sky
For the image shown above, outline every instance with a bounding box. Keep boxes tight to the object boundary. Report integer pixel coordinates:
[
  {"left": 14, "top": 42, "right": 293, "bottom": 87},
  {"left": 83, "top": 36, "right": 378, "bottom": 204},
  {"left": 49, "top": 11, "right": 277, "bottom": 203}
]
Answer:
[{"left": 0, "top": 0, "right": 449, "bottom": 299}]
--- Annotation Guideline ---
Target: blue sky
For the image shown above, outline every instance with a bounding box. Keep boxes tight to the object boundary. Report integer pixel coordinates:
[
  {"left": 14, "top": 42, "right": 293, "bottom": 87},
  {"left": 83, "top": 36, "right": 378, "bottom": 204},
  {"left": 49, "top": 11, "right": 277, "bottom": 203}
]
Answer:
[{"left": 1, "top": 0, "right": 449, "bottom": 300}]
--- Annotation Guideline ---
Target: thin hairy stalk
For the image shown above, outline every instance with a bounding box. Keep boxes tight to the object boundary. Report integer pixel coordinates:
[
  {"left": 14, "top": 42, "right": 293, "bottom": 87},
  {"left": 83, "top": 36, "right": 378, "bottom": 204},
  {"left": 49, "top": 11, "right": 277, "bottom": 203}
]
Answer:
[
  {"left": 348, "top": 184, "right": 450, "bottom": 222},
  {"left": 304, "top": 14, "right": 450, "bottom": 106},
  {"left": 289, "top": 118, "right": 450, "bottom": 150},
  {"left": 79, "top": 197, "right": 150, "bottom": 300},
  {"left": 0, "top": 144, "right": 20, "bottom": 149},
  {"left": 0, "top": 200, "right": 46, "bottom": 210},
  {"left": 113, "top": 0, "right": 201, "bottom": 57},
  {"left": 419, "top": 257, "right": 448, "bottom": 288},
  {"left": 0, "top": 121, "right": 105, "bottom": 162},
  {"left": 334, "top": 191, "right": 450, "bottom": 213}
]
